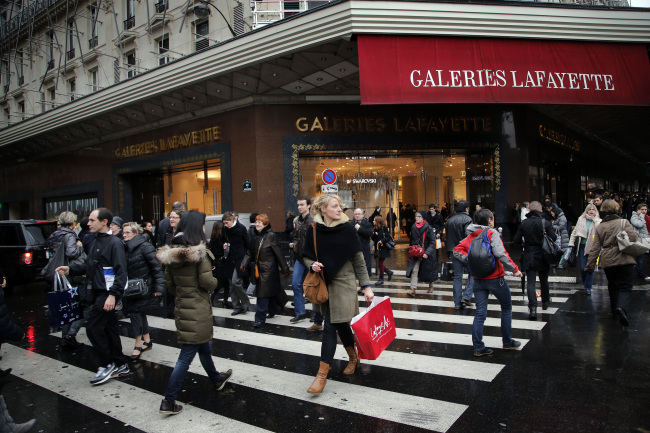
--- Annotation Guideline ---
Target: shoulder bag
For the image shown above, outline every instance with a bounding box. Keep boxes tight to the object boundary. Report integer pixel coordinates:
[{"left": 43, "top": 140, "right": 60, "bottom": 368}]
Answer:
[
  {"left": 542, "top": 223, "right": 563, "bottom": 265},
  {"left": 408, "top": 232, "right": 426, "bottom": 258},
  {"left": 303, "top": 223, "right": 329, "bottom": 304},
  {"left": 617, "top": 219, "right": 649, "bottom": 256},
  {"left": 123, "top": 278, "right": 149, "bottom": 300},
  {"left": 253, "top": 235, "right": 266, "bottom": 279}
]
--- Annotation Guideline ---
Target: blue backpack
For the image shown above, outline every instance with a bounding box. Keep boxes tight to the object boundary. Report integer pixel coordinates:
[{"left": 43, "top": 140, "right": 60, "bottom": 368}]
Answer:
[{"left": 467, "top": 229, "right": 496, "bottom": 278}]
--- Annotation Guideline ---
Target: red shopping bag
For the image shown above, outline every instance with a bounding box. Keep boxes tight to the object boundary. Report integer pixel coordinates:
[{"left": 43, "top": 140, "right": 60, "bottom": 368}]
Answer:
[{"left": 350, "top": 296, "right": 396, "bottom": 360}]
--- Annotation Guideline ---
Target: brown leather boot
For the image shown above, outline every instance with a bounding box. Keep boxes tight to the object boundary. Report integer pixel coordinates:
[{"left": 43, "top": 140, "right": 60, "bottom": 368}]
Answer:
[
  {"left": 343, "top": 345, "right": 360, "bottom": 375},
  {"left": 307, "top": 361, "right": 332, "bottom": 394}
]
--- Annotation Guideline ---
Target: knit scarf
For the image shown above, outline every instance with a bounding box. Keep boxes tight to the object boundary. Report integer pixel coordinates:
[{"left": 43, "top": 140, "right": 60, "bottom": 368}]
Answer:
[
  {"left": 415, "top": 221, "right": 426, "bottom": 229},
  {"left": 573, "top": 215, "right": 600, "bottom": 256},
  {"left": 302, "top": 213, "right": 362, "bottom": 284}
]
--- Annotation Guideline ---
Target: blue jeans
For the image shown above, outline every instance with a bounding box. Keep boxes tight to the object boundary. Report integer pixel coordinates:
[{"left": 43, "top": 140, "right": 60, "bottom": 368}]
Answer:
[
  {"left": 472, "top": 277, "right": 514, "bottom": 351},
  {"left": 635, "top": 253, "right": 647, "bottom": 279},
  {"left": 452, "top": 257, "right": 474, "bottom": 307},
  {"left": 255, "top": 296, "right": 278, "bottom": 323},
  {"left": 164, "top": 341, "right": 221, "bottom": 403},
  {"left": 578, "top": 243, "right": 594, "bottom": 291},
  {"left": 291, "top": 260, "right": 308, "bottom": 316}
]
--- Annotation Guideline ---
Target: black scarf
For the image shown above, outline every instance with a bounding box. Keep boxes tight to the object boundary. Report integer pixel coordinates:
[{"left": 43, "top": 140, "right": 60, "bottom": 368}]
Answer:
[{"left": 302, "top": 221, "right": 362, "bottom": 283}]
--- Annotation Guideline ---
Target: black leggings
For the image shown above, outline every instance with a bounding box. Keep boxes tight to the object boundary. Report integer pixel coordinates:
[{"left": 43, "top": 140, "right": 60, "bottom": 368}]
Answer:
[{"left": 321, "top": 307, "right": 355, "bottom": 365}]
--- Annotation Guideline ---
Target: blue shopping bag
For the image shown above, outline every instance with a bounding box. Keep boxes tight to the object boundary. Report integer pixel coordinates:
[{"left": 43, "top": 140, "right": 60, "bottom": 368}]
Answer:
[{"left": 47, "top": 274, "right": 84, "bottom": 327}]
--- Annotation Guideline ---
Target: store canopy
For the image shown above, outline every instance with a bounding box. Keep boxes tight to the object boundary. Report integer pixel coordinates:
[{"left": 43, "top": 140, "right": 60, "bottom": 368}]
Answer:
[{"left": 358, "top": 36, "right": 650, "bottom": 106}]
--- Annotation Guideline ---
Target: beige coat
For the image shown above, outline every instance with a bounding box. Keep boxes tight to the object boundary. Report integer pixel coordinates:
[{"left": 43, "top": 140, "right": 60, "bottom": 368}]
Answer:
[
  {"left": 303, "top": 214, "right": 371, "bottom": 323},
  {"left": 585, "top": 216, "right": 637, "bottom": 272}
]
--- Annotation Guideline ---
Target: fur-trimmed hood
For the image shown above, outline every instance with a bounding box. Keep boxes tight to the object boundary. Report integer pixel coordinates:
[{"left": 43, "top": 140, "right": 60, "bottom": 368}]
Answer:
[{"left": 156, "top": 243, "right": 208, "bottom": 266}]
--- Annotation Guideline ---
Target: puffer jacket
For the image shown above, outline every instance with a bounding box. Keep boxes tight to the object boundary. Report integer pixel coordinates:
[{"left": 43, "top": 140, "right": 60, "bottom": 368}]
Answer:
[
  {"left": 551, "top": 208, "right": 570, "bottom": 251},
  {"left": 630, "top": 212, "right": 650, "bottom": 239},
  {"left": 156, "top": 243, "right": 217, "bottom": 345},
  {"left": 122, "top": 234, "right": 165, "bottom": 315},
  {"left": 584, "top": 215, "right": 637, "bottom": 272},
  {"left": 46, "top": 227, "right": 84, "bottom": 261}
]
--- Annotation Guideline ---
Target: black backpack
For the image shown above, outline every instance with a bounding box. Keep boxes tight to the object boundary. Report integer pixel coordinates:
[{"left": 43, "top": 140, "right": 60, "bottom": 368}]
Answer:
[{"left": 467, "top": 229, "right": 496, "bottom": 278}]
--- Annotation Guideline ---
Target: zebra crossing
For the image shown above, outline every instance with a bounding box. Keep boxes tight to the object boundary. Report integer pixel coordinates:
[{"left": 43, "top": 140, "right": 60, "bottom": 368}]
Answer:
[{"left": 2, "top": 277, "right": 576, "bottom": 433}]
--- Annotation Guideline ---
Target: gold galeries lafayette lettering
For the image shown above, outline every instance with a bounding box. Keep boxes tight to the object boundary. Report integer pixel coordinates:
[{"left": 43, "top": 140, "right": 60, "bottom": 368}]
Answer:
[
  {"left": 115, "top": 126, "right": 222, "bottom": 159},
  {"left": 295, "top": 116, "right": 492, "bottom": 133},
  {"left": 410, "top": 70, "right": 615, "bottom": 91}
]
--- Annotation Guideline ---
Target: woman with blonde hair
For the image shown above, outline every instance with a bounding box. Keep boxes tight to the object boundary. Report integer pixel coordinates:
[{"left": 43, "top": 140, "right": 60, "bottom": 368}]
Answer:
[
  {"left": 302, "top": 194, "right": 373, "bottom": 394},
  {"left": 584, "top": 199, "right": 637, "bottom": 327},
  {"left": 568, "top": 203, "right": 602, "bottom": 295}
]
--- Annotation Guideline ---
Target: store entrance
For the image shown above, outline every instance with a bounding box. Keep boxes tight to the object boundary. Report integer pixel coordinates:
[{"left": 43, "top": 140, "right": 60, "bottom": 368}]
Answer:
[
  {"left": 298, "top": 151, "right": 469, "bottom": 239},
  {"left": 129, "top": 159, "right": 222, "bottom": 223}
]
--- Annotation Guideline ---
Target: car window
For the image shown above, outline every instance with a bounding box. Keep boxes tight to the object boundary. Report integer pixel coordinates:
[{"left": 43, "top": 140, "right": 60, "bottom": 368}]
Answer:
[
  {"left": 0, "top": 226, "right": 21, "bottom": 246},
  {"left": 24, "top": 224, "right": 57, "bottom": 245}
]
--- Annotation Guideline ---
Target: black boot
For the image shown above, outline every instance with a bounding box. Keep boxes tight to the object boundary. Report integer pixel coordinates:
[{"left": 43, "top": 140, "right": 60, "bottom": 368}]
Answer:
[
  {"left": 386, "top": 269, "right": 393, "bottom": 281},
  {"left": 375, "top": 278, "right": 384, "bottom": 286},
  {"left": 529, "top": 306, "right": 537, "bottom": 320}
]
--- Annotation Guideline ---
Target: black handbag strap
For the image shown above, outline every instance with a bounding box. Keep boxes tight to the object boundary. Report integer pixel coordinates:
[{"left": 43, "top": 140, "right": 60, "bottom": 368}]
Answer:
[{"left": 312, "top": 222, "right": 319, "bottom": 261}]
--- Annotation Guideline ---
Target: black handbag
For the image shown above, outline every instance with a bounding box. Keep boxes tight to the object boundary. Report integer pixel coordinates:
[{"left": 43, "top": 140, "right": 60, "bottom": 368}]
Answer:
[
  {"left": 123, "top": 279, "right": 149, "bottom": 300},
  {"left": 567, "top": 246, "right": 578, "bottom": 268},
  {"left": 542, "top": 226, "right": 563, "bottom": 265}
]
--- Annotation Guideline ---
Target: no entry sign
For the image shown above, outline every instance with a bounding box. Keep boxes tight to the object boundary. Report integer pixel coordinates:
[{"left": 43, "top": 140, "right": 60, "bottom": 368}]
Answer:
[{"left": 322, "top": 169, "right": 337, "bottom": 185}]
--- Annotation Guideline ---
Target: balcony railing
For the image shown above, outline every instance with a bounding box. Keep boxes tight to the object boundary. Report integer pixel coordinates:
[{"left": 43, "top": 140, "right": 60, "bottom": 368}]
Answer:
[
  {"left": 66, "top": 48, "right": 75, "bottom": 60},
  {"left": 124, "top": 16, "right": 135, "bottom": 30},
  {"left": 155, "top": 0, "right": 168, "bottom": 13},
  {"left": 89, "top": 36, "right": 98, "bottom": 49}
]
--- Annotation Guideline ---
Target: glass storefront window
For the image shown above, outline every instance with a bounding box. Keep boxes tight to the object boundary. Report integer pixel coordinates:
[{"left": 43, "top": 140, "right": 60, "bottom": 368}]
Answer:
[{"left": 162, "top": 159, "right": 221, "bottom": 216}]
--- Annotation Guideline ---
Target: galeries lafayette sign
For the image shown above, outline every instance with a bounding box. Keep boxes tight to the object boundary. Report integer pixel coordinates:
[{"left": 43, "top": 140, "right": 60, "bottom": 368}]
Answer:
[{"left": 358, "top": 36, "right": 650, "bottom": 106}]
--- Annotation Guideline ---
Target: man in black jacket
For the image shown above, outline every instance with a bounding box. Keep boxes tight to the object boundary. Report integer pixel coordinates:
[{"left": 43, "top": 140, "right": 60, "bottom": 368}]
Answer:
[
  {"left": 513, "top": 201, "right": 557, "bottom": 319},
  {"left": 445, "top": 200, "right": 474, "bottom": 310},
  {"left": 353, "top": 208, "right": 374, "bottom": 278},
  {"left": 223, "top": 211, "right": 251, "bottom": 315},
  {"left": 56, "top": 207, "right": 129, "bottom": 386},
  {"left": 426, "top": 204, "right": 445, "bottom": 260}
]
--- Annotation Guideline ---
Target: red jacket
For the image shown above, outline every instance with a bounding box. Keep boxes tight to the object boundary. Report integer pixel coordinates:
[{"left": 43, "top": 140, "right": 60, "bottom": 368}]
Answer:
[
  {"left": 453, "top": 227, "right": 519, "bottom": 280},
  {"left": 645, "top": 214, "right": 650, "bottom": 234}
]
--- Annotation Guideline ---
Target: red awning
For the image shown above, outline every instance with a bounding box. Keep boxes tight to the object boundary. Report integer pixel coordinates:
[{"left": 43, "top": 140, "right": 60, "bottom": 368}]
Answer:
[{"left": 358, "top": 35, "right": 650, "bottom": 106}]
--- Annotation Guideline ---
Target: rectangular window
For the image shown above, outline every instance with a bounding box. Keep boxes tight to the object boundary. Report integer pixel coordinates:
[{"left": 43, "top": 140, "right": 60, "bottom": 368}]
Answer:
[
  {"left": 16, "top": 50, "right": 23, "bottom": 85},
  {"left": 40, "top": 92, "right": 45, "bottom": 113},
  {"left": 48, "top": 87, "right": 56, "bottom": 109},
  {"left": 18, "top": 100, "right": 25, "bottom": 120},
  {"left": 155, "top": 0, "right": 168, "bottom": 13},
  {"left": 126, "top": 52, "right": 136, "bottom": 78},
  {"left": 158, "top": 37, "right": 170, "bottom": 65},
  {"left": 195, "top": 21, "right": 209, "bottom": 51},
  {"left": 284, "top": 0, "right": 300, "bottom": 18},
  {"left": 69, "top": 79, "right": 76, "bottom": 101},
  {"left": 90, "top": 69, "right": 99, "bottom": 91},
  {"left": 2, "top": 60, "right": 9, "bottom": 91},
  {"left": 89, "top": 4, "right": 99, "bottom": 48},
  {"left": 124, "top": 0, "right": 135, "bottom": 29},
  {"left": 47, "top": 32, "right": 55, "bottom": 70},
  {"left": 3, "top": 107, "right": 9, "bottom": 126},
  {"left": 67, "top": 22, "right": 76, "bottom": 60}
]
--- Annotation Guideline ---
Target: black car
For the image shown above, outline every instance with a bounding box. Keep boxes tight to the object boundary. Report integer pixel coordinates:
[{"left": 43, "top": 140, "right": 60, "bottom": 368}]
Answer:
[{"left": 0, "top": 220, "right": 57, "bottom": 291}]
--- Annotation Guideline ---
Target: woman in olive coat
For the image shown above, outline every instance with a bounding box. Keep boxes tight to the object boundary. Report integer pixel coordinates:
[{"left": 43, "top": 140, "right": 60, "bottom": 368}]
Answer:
[
  {"left": 302, "top": 194, "right": 373, "bottom": 394},
  {"left": 155, "top": 211, "right": 232, "bottom": 415},
  {"left": 241, "top": 214, "right": 290, "bottom": 328}
]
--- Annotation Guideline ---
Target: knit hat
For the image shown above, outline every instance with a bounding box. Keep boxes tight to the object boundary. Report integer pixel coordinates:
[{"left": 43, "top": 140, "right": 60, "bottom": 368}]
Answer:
[
  {"left": 417, "top": 210, "right": 427, "bottom": 219},
  {"left": 112, "top": 216, "right": 124, "bottom": 227}
]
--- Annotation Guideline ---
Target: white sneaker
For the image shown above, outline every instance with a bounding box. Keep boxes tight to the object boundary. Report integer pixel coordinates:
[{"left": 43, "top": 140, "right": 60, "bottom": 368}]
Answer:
[{"left": 90, "top": 363, "right": 116, "bottom": 385}]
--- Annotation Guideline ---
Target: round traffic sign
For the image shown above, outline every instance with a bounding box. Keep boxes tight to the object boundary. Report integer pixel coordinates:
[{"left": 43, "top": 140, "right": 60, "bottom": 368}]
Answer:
[{"left": 322, "top": 169, "right": 337, "bottom": 185}]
